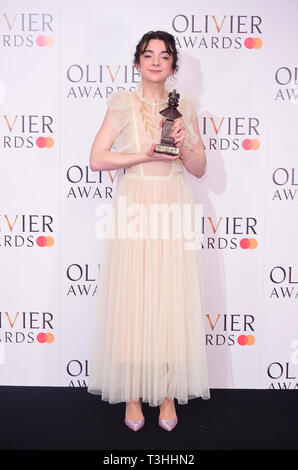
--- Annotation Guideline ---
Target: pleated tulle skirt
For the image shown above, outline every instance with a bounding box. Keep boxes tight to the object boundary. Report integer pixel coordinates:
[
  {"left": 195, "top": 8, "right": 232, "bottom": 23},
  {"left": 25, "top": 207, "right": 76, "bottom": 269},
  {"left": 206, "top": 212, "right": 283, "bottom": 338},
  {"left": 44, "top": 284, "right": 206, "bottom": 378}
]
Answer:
[{"left": 87, "top": 171, "right": 210, "bottom": 407}]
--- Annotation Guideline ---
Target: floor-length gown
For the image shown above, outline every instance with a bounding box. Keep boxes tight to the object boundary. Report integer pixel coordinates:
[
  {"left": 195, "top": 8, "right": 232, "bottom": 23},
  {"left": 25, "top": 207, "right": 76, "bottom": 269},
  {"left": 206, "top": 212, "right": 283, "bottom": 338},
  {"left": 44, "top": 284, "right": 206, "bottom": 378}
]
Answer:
[{"left": 87, "top": 82, "right": 210, "bottom": 407}]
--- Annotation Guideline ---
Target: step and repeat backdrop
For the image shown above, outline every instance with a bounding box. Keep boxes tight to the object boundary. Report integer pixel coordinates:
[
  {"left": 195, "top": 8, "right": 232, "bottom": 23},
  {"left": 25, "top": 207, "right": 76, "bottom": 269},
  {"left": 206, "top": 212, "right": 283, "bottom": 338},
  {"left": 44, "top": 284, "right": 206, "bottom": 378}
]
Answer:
[{"left": 1, "top": 0, "right": 297, "bottom": 392}]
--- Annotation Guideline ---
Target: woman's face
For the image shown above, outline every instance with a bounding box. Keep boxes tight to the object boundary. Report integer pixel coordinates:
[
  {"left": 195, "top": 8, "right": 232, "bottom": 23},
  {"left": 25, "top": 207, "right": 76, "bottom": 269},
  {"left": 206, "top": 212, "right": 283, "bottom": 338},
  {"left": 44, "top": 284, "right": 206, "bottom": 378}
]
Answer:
[{"left": 135, "top": 39, "right": 174, "bottom": 84}]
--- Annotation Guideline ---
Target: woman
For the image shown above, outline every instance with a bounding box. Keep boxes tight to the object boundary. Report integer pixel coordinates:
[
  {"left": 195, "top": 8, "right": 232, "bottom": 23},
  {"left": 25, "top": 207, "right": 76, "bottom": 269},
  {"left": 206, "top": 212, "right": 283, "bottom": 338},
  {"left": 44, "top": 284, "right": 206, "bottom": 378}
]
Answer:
[{"left": 88, "top": 31, "right": 210, "bottom": 432}]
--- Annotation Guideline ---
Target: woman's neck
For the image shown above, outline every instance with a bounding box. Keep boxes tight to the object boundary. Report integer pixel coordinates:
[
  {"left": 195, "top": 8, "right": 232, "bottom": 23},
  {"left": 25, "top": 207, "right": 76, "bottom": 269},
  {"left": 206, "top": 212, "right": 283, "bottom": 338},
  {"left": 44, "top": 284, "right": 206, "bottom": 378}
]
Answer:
[{"left": 141, "top": 80, "right": 168, "bottom": 101}]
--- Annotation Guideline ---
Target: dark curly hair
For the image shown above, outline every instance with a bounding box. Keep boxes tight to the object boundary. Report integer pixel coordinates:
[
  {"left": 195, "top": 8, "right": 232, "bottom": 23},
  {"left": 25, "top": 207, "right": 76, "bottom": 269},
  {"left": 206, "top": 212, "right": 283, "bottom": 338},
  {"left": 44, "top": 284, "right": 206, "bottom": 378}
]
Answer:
[{"left": 133, "top": 30, "right": 179, "bottom": 74}]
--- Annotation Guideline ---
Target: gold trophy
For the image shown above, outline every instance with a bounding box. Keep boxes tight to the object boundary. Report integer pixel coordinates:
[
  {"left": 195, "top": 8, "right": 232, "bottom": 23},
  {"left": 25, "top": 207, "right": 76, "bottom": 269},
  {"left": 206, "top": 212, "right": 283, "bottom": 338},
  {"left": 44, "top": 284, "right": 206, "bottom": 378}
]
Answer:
[{"left": 154, "top": 89, "right": 182, "bottom": 156}]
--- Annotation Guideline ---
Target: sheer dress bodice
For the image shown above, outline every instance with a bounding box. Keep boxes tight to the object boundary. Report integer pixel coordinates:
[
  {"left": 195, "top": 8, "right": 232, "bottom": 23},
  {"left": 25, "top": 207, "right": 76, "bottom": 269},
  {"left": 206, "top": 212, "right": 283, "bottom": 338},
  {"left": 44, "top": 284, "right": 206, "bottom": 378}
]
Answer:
[{"left": 107, "top": 83, "right": 199, "bottom": 181}]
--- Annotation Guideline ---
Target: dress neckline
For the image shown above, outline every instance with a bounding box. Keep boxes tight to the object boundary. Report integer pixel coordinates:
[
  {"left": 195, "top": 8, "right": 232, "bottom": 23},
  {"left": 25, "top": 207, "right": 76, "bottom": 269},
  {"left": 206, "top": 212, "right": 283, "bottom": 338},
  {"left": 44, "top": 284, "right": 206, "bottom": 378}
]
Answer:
[{"left": 134, "top": 82, "right": 170, "bottom": 106}]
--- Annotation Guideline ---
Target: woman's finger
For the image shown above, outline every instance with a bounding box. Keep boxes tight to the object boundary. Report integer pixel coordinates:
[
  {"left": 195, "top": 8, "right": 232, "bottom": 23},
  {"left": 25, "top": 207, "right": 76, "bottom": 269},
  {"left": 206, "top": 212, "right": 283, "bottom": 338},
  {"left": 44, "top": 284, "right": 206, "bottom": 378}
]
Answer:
[
  {"left": 147, "top": 143, "right": 156, "bottom": 157},
  {"left": 174, "top": 131, "right": 185, "bottom": 144},
  {"left": 172, "top": 125, "right": 185, "bottom": 138}
]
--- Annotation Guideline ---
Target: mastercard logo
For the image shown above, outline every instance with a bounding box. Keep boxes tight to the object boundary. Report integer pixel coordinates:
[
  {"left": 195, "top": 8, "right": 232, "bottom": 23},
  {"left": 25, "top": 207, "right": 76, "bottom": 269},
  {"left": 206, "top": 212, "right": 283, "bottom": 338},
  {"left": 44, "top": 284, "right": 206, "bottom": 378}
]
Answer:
[
  {"left": 242, "top": 139, "right": 260, "bottom": 150},
  {"left": 36, "top": 137, "right": 54, "bottom": 148},
  {"left": 37, "top": 332, "right": 54, "bottom": 343},
  {"left": 36, "top": 236, "right": 54, "bottom": 247},
  {"left": 244, "top": 37, "right": 263, "bottom": 49},
  {"left": 240, "top": 238, "right": 257, "bottom": 249},
  {"left": 237, "top": 335, "right": 255, "bottom": 346},
  {"left": 36, "top": 35, "right": 54, "bottom": 47}
]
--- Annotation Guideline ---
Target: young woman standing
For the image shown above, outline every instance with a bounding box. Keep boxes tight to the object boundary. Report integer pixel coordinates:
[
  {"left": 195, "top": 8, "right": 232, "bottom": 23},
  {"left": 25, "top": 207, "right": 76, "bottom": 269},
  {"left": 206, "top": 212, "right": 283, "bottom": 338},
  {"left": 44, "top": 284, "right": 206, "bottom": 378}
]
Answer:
[{"left": 88, "top": 30, "right": 210, "bottom": 432}]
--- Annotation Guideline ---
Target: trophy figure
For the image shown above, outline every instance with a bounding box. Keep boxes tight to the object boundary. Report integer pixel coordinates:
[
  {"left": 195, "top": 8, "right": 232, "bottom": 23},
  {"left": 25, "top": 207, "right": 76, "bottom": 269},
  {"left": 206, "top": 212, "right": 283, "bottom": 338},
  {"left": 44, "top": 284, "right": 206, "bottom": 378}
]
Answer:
[{"left": 154, "top": 89, "right": 182, "bottom": 156}]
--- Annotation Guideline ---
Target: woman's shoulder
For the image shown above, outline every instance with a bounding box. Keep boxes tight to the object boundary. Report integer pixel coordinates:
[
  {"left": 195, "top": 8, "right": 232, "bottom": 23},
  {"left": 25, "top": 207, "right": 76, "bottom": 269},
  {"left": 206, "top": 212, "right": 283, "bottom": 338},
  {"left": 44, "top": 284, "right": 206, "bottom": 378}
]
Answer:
[
  {"left": 178, "top": 93, "right": 201, "bottom": 148},
  {"left": 106, "top": 88, "right": 131, "bottom": 110},
  {"left": 176, "top": 92, "right": 202, "bottom": 125},
  {"left": 178, "top": 92, "right": 199, "bottom": 113}
]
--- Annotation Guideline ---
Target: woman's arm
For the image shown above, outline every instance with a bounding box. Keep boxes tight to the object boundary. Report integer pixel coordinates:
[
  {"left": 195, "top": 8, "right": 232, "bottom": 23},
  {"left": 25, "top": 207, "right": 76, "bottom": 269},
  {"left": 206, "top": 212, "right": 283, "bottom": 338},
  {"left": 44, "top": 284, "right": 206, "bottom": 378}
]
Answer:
[
  {"left": 89, "top": 107, "right": 155, "bottom": 171},
  {"left": 179, "top": 116, "right": 206, "bottom": 178}
]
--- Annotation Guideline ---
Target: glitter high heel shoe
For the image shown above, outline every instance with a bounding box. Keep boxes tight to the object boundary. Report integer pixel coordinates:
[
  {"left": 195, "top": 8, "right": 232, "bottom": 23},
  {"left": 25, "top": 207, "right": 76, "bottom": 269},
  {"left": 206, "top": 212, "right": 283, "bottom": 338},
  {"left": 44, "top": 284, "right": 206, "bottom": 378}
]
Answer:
[
  {"left": 158, "top": 417, "right": 178, "bottom": 431},
  {"left": 124, "top": 417, "right": 145, "bottom": 431},
  {"left": 124, "top": 398, "right": 145, "bottom": 431},
  {"left": 158, "top": 394, "right": 178, "bottom": 431}
]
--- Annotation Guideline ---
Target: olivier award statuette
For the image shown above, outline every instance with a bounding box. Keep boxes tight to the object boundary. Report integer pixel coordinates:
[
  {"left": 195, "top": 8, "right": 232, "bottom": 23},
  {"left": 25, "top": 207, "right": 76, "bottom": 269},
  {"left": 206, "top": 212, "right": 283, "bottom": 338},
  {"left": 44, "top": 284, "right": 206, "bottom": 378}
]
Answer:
[{"left": 154, "top": 89, "right": 182, "bottom": 156}]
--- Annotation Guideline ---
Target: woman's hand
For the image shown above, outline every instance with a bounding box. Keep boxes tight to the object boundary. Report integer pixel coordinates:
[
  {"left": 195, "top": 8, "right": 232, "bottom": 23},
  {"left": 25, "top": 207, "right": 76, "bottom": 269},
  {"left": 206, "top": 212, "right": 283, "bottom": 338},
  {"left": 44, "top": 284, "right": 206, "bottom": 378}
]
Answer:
[
  {"left": 170, "top": 119, "right": 185, "bottom": 148},
  {"left": 146, "top": 143, "right": 181, "bottom": 161},
  {"left": 145, "top": 119, "right": 186, "bottom": 161}
]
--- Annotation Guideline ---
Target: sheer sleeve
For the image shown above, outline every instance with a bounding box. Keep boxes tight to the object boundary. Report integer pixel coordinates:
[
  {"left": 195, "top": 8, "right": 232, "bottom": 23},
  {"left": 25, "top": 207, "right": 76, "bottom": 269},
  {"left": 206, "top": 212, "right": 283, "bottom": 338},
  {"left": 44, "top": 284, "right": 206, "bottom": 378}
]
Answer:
[
  {"left": 106, "top": 89, "right": 137, "bottom": 154},
  {"left": 180, "top": 96, "right": 200, "bottom": 150}
]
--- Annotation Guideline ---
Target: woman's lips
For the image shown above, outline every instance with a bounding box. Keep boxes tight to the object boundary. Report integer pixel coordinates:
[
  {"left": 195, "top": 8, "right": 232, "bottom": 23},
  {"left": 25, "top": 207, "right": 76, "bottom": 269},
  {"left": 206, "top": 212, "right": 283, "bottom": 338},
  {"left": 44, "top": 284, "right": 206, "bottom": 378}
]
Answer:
[{"left": 149, "top": 70, "right": 161, "bottom": 73}]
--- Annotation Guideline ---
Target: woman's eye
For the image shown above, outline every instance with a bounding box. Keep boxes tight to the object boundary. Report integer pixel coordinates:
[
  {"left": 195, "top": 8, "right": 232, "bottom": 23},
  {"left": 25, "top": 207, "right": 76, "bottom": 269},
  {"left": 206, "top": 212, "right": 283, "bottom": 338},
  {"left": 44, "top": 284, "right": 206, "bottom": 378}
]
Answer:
[{"left": 143, "top": 54, "right": 169, "bottom": 59}]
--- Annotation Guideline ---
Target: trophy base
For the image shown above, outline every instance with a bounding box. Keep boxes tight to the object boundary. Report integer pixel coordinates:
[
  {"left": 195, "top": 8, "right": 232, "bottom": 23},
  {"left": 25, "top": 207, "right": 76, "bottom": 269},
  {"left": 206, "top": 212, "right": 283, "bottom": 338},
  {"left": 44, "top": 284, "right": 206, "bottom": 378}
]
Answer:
[{"left": 154, "top": 144, "right": 180, "bottom": 156}]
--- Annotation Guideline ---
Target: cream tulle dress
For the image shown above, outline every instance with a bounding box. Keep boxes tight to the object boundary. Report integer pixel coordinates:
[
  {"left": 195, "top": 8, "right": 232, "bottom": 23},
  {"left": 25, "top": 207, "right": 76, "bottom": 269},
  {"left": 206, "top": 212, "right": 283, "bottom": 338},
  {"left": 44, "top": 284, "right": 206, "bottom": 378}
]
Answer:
[{"left": 87, "top": 82, "right": 210, "bottom": 407}]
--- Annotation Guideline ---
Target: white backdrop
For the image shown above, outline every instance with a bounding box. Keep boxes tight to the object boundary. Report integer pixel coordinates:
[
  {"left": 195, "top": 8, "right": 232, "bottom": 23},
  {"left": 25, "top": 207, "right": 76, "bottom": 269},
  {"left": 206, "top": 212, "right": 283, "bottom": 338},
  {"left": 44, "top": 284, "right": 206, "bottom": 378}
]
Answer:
[{"left": 1, "top": 0, "right": 297, "bottom": 391}]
